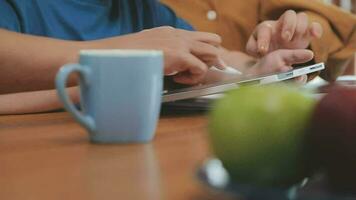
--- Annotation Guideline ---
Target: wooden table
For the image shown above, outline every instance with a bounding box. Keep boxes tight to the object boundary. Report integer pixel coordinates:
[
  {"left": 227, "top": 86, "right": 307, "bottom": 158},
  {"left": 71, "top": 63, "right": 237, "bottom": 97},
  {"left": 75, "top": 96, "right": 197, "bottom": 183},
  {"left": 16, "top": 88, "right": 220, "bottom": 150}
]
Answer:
[{"left": 0, "top": 112, "right": 233, "bottom": 200}]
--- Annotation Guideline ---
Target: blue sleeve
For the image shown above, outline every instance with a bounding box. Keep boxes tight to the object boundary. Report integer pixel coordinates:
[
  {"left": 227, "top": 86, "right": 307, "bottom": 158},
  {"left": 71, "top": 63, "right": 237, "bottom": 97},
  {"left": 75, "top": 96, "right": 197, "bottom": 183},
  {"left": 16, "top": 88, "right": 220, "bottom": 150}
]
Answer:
[
  {"left": 154, "top": 3, "right": 195, "bottom": 31},
  {"left": 0, "top": 1, "right": 21, "bottom": 32}
]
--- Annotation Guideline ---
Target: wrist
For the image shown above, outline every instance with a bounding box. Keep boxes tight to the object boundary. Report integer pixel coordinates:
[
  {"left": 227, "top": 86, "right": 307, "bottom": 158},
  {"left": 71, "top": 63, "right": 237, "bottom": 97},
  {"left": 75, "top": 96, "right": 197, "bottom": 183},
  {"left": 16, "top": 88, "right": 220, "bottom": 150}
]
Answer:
[
  {"left": 84, "top": 34, "right": 134, "bottom": 50},
  {"left": 80, "top": 39, "right": 106, "bottom": 49}
]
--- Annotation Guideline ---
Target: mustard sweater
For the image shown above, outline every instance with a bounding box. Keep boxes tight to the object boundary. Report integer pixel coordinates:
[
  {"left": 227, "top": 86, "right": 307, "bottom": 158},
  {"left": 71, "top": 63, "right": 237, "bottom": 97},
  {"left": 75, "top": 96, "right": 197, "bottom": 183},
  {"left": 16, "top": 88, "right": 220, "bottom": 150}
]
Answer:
[{"left": 161, "top": 0, "right": 356, "bottom": 80}]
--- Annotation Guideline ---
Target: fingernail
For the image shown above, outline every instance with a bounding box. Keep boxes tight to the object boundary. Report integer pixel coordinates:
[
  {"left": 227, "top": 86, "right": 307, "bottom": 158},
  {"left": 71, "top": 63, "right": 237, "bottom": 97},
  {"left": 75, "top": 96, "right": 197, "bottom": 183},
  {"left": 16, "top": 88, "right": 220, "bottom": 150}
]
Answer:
[
  {"left": 218, "top": 58, "right": 227, "bottom": 69},
  {"left": 316, "top": 30, "right": 322, "bottom": 38},
  {"left": 313, "top": 23, "right": 323, "bottom": 38},
  {"left": 259, "top": 44, "right": 267, "bottom": 52}
]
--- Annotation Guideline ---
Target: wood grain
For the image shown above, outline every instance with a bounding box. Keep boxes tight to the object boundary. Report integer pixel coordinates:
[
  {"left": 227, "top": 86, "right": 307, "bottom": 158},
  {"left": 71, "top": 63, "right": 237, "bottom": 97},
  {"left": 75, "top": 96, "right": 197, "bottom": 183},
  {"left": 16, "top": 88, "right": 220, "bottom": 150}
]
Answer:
[{"left": 0, "top": 112, "right": 234, "bottom": 200}]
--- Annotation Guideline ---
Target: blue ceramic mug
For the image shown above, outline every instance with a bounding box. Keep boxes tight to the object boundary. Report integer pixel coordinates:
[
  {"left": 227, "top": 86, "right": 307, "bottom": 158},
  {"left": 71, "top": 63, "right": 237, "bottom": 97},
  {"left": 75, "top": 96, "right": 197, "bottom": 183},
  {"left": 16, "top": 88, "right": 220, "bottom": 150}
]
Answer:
[{"left": 56, "top": 50, "right": 163, "bottom": 143}]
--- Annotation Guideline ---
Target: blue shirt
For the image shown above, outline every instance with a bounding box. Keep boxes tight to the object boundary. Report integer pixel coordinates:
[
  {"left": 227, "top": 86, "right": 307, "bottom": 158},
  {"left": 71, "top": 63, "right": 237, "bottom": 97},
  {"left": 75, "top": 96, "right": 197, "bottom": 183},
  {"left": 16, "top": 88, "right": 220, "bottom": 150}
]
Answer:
[{"left": 0, "top": 0, "right": 194, "bottom": 41}]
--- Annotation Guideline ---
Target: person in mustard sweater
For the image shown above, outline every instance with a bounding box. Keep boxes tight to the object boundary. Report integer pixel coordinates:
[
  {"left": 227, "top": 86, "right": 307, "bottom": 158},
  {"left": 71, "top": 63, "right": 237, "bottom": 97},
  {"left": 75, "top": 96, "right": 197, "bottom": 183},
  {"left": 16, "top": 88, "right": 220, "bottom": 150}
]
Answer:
[{"left": 161, "top": 0, "right": 356, "bottom": 81}]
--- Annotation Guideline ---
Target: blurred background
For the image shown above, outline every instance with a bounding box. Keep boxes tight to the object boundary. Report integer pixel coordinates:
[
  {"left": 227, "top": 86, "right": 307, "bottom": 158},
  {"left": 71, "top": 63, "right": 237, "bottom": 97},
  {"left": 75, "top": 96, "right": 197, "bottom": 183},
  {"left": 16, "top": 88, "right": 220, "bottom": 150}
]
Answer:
[
  {"left": 326, "top": 0, "right": 356, "bottom": 75},
  {"left": 324, "top": 0, "right": 356, "bottom": 13}
]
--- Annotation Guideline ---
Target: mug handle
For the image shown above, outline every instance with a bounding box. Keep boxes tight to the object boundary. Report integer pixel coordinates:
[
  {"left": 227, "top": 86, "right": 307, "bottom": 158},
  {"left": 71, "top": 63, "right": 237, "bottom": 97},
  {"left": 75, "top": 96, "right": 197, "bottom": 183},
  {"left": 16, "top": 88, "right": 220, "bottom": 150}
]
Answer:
[{"left": 55, "top": 64, "right": 96, "bottom": 132}]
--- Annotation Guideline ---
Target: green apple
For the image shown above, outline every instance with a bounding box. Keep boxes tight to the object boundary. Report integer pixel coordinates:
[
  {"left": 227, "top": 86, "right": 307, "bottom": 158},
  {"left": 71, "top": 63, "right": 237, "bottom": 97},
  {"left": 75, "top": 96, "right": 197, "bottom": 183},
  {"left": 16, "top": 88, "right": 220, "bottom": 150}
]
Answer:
[{"left": 208, "top": 84, "right": 316, "bottom": 187}]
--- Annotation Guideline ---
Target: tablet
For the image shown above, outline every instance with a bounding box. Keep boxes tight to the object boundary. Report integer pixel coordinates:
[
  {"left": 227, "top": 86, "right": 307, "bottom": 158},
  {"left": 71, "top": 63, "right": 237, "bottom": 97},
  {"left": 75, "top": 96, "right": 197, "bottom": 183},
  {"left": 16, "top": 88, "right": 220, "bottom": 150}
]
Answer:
[{"left": 162, "top": 62, "right": 325, "bottom": 103}]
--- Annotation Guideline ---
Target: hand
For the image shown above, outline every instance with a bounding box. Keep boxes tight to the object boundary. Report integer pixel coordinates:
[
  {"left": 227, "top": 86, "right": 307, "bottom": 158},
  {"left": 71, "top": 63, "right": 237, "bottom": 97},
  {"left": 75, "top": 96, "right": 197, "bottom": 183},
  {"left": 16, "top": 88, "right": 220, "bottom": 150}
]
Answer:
[
  {"left": 246, "top": 49, "right": 314, "bottom": 77},
  {"left": 96, "top": 26, "right": 226, "bottom": 85},
  {"left": 202, "top": 49, "right": 313, "bottom": 85},
  {"left": 246, "top": 10, "right": 323, "bottom": 57}
]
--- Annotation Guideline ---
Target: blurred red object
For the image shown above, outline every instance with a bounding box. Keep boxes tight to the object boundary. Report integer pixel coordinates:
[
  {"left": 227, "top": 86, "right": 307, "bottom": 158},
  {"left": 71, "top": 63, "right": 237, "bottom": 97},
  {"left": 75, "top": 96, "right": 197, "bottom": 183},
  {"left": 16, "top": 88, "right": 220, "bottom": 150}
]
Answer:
[{"left": 309, "top": 86, "right": 356, "bottom": 194}]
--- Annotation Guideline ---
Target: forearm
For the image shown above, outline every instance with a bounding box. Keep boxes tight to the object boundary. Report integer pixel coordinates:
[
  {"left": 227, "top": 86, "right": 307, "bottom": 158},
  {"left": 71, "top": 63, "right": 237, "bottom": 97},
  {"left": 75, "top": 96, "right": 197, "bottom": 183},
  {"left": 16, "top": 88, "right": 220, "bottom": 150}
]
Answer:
[
  {"left": 0, "top": 87, "right": 79, "bottom": 115},
  {"left": 0, "top": 29, "right": 89, "bottom": 94}
]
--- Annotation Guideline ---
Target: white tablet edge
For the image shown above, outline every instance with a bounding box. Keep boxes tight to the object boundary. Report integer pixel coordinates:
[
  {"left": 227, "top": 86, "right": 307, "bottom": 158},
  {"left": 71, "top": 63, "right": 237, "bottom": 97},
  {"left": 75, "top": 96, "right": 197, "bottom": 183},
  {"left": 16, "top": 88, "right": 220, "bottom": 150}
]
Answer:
[
  {"left": 259, "top": 63, "right": 325, "bottom": 84},
  {"left": 162, "top": 63, "right": 325, "bottom": 103}
]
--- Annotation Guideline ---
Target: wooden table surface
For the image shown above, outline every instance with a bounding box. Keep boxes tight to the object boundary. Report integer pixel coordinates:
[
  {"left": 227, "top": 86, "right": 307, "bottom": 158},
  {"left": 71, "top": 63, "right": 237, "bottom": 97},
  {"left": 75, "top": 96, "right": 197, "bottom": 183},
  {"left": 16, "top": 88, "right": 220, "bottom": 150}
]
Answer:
[{"left": 0, "top": 112, "right": 233, "bottom": 200}]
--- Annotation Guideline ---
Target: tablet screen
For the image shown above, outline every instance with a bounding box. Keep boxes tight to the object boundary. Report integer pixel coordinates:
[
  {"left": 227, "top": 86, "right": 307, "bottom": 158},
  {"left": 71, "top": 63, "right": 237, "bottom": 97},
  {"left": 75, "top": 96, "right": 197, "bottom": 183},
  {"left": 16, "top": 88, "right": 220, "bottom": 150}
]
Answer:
[{"left": 163, "top": 63, "right": 324, "bottom": 102}]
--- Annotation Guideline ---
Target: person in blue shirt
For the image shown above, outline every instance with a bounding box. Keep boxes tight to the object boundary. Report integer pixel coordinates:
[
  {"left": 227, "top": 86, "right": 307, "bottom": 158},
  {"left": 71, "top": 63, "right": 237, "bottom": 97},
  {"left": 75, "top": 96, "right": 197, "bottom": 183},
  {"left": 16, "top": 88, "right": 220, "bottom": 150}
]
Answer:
[
  {"left": 0, "top": 0, "right": 226, "bottom": 91},
  {"left": 0, "top": 0, "right": 317, "bottom": 114}
]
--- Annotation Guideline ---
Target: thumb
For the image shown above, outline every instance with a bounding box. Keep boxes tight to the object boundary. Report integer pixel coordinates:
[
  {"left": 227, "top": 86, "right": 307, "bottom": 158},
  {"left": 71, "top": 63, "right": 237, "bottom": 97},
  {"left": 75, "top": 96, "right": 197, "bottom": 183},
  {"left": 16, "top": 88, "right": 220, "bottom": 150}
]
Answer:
[{"left": 278, "top": 49, "right": 314, "bottom": 65}]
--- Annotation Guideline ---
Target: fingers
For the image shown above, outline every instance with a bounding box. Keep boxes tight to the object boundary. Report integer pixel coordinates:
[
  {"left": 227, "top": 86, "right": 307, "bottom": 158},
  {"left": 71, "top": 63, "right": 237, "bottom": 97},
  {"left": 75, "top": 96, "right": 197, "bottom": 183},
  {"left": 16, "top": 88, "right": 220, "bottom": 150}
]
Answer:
[
  {"left": 280, "top": 11, "right": 322, "bottom": 42},
  {"left": 179, "top": 29, "right": 222, "bottom": 46},
  {"left": 190, "top": 41, "right": 226, "bottom": 70},
  {"left": 174, "top": 54, "right": 208, "bottom": 75},
  {"left": 149, "top": 26, "right": 223, "bottom": 46},
  {"left": 162, "top": 28, "right": 225, "bottom": 84},
  {"left": 255, "top": 49, "right": 313, "bottom": 76},
  {"left": 277, "top": 10, "right": 298, "bottom": 42},
  {"left": 246, "top": 21, "right": 274, "bottom": 57},
  {"left": 256, "top": 23, "right": 272, "bottom": 55},
  {"left": 179, "top": 29, "right": 227, "bottom": 69},
  {"left": 143, "top": 27, "right": 224, "bottom": 85},
  {"left": 278, "top": 49, "right": 314, "bottom": 65},
  {"left": 293, "top": 12, "right": 309, "bottom": 40},
  {"left": 309, "top": 22, "right": 323, "bottom": 39},
  {"left": 247, "top": 10, "right": 323, "bottom": 54},
  {"left": 246, "top": 34, "right": 259, "bottom": 57},
  {"left": 293, "top": 13, "right": 322, "bottom": 42},
  {"left": 169, "top": 53, "right": 208, "bottom": 85}
]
